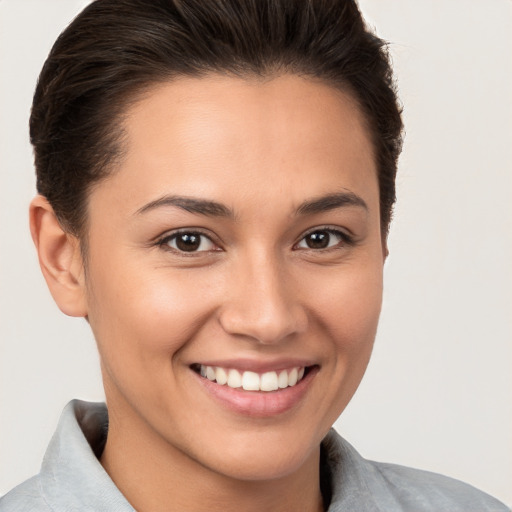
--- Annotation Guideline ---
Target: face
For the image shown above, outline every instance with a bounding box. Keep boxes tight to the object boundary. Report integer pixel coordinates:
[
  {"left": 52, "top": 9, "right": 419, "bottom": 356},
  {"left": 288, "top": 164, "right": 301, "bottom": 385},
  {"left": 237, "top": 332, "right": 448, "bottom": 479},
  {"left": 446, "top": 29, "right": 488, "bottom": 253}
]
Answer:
[{"left": 83, "top": 74, "right": 384, "bottom": 481}]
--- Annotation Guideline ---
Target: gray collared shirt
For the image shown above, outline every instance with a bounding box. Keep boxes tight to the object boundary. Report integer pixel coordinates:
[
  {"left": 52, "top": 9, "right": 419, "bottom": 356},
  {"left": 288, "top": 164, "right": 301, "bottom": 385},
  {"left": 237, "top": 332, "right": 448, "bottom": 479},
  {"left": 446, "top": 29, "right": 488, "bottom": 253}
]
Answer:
[{"left": 1, "top": 400, "right": 509, "bottom": 511}]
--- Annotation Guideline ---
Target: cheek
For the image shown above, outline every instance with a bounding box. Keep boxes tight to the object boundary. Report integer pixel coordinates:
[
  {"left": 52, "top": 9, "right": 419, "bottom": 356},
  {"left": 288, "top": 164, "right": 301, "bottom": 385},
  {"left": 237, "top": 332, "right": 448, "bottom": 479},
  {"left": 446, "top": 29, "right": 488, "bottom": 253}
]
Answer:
[
  {"left": 306, "top": 260, "right": 383, "bottom": 349},
  {"left": 340, "top": 270, "right": 383, "bottom": 345},
  {"left": 85, "top": 252, "right": 220, "bottom": 366},
  {"left": 292, "top": 256, "right": 383, "bottom": 430},
  {"left": 85, "top": 263, "right": 221, "bottom": 418}
]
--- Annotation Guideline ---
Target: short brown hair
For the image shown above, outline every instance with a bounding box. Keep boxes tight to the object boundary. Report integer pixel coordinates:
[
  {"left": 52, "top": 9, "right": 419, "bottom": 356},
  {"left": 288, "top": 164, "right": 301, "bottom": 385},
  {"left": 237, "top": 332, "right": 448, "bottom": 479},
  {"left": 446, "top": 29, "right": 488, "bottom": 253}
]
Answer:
[{"left": 30, "top": 0, "right": 403, "bottom": 237}]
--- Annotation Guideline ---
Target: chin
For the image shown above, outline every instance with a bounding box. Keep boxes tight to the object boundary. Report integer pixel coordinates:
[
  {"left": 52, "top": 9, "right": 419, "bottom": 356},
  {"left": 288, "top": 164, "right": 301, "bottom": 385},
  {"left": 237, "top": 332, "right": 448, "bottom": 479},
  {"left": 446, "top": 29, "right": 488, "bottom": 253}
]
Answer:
[
  {"left": 204, "top": 442, "right": 318, "bottom": 482},
  {"left": 186, "top": 423, "right": 325, "bottom": 482}
]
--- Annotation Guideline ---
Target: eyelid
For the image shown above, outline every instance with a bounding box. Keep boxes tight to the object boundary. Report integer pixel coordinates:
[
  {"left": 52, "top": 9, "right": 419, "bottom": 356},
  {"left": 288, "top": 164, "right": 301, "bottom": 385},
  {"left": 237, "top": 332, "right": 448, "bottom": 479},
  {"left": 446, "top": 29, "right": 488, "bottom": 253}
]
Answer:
[
  {"left": 293, "top": 226, "right": 355, "bottom": 250},
  {"left": 152, "top": 225, "right": 354, "bottom": 253},
  {"left": 156, "top": 228, "right": 223, "bottom": 253}
]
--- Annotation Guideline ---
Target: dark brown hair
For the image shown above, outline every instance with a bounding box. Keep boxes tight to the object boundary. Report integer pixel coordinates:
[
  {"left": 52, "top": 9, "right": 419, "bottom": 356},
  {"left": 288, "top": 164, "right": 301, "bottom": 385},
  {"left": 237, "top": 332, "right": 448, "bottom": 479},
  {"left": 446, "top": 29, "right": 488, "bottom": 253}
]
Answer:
[{"left": 30, "top": 0, "right": 403, "bottom": 237}]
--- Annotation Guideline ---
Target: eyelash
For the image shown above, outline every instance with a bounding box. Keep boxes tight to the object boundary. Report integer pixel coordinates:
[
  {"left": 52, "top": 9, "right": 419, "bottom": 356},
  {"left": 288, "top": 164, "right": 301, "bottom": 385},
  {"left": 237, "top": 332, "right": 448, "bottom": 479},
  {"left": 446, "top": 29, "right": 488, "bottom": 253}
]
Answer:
[
  {"left": 294, "top": 227, "right": 354, "bottom": 251},
  {"left": 157, "top": 229, "right": 221, "bottom": 255},
  {"left": 155, "top": 227, "right": 354, "bottom": 255}
]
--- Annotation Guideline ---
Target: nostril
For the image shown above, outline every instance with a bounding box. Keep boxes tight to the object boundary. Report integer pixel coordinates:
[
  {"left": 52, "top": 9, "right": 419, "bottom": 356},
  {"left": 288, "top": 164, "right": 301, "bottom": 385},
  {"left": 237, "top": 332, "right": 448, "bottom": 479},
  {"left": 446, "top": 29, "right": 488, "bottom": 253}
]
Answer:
[{"left": 218, "top": 303, "right": 308, "bottom": 345}]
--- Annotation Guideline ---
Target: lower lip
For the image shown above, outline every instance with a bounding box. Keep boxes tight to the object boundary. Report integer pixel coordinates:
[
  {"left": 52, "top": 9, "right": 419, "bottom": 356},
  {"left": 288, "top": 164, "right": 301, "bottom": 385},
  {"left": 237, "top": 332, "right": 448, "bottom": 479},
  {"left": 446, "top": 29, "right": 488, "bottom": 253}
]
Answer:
[{"left": 192, "top": 367, "right": 318, "bottom": 418}]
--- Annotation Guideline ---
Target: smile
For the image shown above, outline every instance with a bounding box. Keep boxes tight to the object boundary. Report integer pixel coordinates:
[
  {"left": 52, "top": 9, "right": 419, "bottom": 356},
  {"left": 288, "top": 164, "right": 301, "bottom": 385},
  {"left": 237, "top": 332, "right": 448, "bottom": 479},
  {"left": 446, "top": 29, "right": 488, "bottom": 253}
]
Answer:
[
  {"left": 191, "top": 363, "right": 318, "bottom": 417},
  {"left": 197, "top": 365, "right": 306, "bottom": 392}
]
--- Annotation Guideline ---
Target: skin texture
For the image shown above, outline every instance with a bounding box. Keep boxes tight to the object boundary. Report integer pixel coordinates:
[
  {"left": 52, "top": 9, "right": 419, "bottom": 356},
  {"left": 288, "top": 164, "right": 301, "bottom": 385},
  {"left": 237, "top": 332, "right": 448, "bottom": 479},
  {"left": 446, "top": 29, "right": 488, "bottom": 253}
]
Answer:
[{"left": 30, "top": 74, "right": 385, "bottom": 512}]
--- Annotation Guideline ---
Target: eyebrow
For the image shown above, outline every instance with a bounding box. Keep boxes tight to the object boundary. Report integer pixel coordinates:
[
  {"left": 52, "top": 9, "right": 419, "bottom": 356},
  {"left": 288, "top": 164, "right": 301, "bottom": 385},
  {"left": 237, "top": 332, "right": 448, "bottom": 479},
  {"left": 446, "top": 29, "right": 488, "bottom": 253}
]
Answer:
[
  {"left": 295, "top": 191, "right": 368, "bottom": 216},
  {"left": 135, "top": 195, "right": 234, "bottom": 218},
  {"left": 135, "top": 190, "right": 367, "bottom": 218}
]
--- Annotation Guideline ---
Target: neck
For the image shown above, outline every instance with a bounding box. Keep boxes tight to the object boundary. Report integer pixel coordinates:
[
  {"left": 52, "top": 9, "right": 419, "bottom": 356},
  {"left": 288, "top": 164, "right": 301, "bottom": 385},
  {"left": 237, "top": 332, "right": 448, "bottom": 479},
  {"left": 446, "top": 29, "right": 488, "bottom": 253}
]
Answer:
[{"left": 100, "top": 405, "right": 324, "bottom": 512}]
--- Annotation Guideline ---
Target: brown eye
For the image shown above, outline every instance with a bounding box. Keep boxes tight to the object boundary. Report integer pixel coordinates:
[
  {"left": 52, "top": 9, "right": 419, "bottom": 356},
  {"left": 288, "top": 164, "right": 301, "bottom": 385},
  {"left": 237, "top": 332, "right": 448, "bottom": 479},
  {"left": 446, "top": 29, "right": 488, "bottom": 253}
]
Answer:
[
  {"left": 304, "top": 231, "right": 330, "bottom": 249},
  {"left": 296, "top": 229, "right": 349, "bottom": 250},
  {"left": 164, "top": 232, "right": 217, "bottom": 252}
]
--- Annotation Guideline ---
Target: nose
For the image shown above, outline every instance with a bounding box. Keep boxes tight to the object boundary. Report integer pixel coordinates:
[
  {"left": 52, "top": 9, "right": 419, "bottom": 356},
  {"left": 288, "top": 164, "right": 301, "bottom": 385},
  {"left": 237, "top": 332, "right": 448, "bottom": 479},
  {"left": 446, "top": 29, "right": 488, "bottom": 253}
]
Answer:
[{"left": 218, "top": 252, "right": 308, "bottom": 344}]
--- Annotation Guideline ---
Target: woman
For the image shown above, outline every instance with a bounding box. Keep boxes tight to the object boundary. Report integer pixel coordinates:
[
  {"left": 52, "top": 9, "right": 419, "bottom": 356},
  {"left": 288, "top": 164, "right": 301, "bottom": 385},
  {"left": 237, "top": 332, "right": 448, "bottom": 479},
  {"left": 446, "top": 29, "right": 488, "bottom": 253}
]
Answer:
[{"left": 0, "top": 0, "right": 509, "bottom": 510}]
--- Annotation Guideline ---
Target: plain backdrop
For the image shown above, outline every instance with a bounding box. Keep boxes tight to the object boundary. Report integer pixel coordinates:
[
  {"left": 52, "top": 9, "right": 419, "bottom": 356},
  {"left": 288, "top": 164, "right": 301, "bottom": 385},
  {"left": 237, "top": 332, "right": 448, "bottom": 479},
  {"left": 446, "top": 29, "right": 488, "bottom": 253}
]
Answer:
[{"left": 0, "top": 0, "right": 511, "bottom": 505}]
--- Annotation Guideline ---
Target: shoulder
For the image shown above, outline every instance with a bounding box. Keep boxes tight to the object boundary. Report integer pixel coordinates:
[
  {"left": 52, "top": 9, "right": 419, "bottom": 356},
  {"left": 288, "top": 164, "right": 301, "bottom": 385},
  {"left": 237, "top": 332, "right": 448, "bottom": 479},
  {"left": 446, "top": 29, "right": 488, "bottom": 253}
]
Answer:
[
  {"left": 0, "top": 476, "right": 51, "bottom": 512},
  {"left": 369, "top": 460, "right": 509, "bottom": 512},
  {"left": 1, "top": 400, "right": 133, "bottom": 512},
  {"left": 322, "top": 430, "right": 510, "bottom": 512}
]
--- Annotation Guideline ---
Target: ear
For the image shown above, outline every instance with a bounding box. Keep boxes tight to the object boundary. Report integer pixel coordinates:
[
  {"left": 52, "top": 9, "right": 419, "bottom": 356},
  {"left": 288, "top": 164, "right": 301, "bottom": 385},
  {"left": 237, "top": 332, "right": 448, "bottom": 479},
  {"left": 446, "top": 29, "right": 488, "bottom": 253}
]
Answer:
[
  {"left": 29, "top": 195, "right": 88, "bottom": 317},
  {"left": 383, "top": 241, "right": 389, "bottom": 261},
  {"left": 381, "top": 232, "right": 389, "bottom": 262}
]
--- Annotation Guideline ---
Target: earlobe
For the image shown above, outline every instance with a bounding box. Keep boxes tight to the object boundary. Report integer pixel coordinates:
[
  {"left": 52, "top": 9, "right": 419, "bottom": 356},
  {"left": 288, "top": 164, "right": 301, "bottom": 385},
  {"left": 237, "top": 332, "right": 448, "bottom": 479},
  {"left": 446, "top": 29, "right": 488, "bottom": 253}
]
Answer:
[
  {"left": 29, "top": 195, "right": 88, "bottom": 317},
  {"left": 381, "top": 235, "right": 389, "bottom": 262}
]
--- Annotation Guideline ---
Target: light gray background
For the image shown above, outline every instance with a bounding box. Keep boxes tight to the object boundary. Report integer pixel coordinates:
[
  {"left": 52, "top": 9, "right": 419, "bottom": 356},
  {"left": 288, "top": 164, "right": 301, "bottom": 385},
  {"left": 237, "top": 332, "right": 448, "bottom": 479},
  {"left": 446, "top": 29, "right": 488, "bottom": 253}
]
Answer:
[{"left": 1, "top": 0, "right": 511, "bottom": 505}]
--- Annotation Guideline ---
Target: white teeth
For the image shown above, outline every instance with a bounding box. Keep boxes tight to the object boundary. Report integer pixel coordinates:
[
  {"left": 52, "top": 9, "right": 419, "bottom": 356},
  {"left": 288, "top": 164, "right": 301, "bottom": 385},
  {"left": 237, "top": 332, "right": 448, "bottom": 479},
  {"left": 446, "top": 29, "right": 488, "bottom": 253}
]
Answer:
[
  {"left": 215, "top": 367, "right": 228, "bottom": 385},
  {"left": 260, "top": 371, "right": 279, "bottom": 391},
  {"left": 278, "top": 370, "right": 288, "bottom": 389},
  {"left": 242, "top": 371, "right": 260, "bottom": 391},
  {"left": 288, "top": 367, "right": 298, "bottom": 386},
  {"left": 227, "top": 369, "right": 242, "bottom": 388},
  {"left": 198, "top": 365, "right": 306, "bottom": 392}
]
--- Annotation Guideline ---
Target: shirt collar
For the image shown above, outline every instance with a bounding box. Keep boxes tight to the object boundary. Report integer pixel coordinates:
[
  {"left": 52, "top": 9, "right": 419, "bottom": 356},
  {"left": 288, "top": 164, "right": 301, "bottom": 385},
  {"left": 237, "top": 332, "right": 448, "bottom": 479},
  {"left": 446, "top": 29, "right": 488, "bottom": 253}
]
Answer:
[
  {"left": 39, "top": 400, "right": 396, "bottom": 512},
  {"left": 322, "top": 429, "right": 402, "bottom": 512},
  {"left": 40, "top": 400, "right": 135, "bottom": 511}
]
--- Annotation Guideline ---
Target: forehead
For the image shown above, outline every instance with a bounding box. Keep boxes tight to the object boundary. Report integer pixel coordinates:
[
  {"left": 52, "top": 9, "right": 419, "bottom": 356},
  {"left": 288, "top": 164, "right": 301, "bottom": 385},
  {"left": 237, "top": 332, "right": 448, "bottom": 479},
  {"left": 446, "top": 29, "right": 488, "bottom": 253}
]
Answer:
[{"left": 93, "top": 73, "right": 378, "bottom": 217}]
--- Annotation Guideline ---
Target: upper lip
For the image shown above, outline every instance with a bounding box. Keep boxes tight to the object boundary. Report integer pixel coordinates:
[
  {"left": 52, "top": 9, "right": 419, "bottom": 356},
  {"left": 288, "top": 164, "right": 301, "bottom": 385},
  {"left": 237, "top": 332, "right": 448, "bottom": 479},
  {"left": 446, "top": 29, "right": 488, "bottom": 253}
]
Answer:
[{"left": 191, "top": 358, "right": 318, "bottom": 373}]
